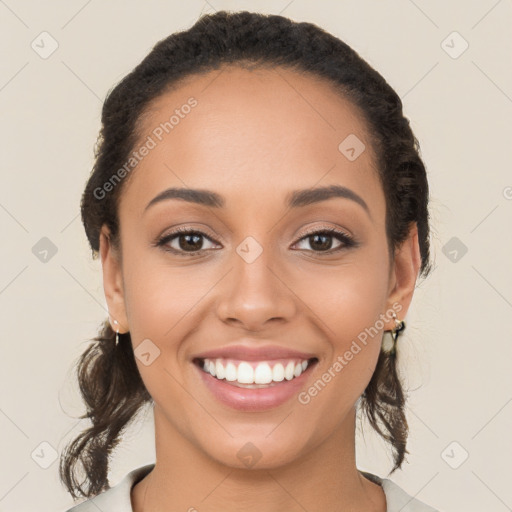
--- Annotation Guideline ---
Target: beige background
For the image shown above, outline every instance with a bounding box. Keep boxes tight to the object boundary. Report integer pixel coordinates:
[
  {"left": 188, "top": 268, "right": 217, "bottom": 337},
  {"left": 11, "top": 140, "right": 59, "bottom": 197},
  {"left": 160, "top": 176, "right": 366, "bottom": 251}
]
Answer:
[{"left": 1, "top": 1, "right": 511, "bottom": 511}]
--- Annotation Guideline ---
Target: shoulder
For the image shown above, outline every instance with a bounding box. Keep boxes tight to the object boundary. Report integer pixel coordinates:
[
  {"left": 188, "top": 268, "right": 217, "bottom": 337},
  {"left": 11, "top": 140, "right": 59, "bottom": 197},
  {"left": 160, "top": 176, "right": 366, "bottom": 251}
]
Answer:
[
  {"left": 360, "top": 471, "right": 440, "bottom": 512},
  {"left": 63, "top": 464, "right": 155, "bottom": 512}
]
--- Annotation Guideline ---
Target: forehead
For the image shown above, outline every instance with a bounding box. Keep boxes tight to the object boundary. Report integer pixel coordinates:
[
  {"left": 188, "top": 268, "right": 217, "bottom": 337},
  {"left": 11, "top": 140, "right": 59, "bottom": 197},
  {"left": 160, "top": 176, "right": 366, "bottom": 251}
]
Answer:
[{"left": 120, "top": 65, "right": 384, "bottom": 218}]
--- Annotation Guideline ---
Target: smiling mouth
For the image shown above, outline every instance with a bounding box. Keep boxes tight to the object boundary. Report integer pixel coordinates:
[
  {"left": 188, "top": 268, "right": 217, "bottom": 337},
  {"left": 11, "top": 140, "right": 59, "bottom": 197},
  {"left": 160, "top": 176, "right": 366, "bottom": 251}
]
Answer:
[{"left": 193, "top": 357, "right": 319, "bottom": 388}]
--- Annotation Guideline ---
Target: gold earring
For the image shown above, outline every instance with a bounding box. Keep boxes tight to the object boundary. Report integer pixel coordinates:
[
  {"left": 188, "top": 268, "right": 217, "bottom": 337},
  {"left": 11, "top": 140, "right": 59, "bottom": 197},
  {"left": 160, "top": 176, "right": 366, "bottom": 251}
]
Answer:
[{"left": 382, "top": 311, "right": 405, "bottom": 356}]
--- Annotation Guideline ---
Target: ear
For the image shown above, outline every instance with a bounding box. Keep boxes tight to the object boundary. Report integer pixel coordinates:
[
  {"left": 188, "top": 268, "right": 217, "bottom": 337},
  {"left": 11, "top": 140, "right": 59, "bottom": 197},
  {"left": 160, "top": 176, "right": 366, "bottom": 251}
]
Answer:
[
  {"left": 99, "top": 224, "right": 128, "bottom": 334},
  {"left": 384, "top": 222, "right": 422, "bottom": 329}
]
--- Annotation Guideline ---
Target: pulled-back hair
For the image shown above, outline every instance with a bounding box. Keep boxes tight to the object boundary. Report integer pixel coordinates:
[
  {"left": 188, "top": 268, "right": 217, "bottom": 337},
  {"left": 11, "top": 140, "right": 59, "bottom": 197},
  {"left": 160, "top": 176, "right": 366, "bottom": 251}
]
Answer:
[{"left": 60, "top": 10, "right": 432, "bottom": 500}]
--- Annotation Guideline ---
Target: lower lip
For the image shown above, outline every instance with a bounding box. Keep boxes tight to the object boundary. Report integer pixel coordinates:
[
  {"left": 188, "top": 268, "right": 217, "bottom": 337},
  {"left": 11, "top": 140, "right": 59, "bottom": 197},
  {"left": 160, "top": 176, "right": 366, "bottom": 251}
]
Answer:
[{"left": 194, "top": 361, "right": 317, "bottom": 412}]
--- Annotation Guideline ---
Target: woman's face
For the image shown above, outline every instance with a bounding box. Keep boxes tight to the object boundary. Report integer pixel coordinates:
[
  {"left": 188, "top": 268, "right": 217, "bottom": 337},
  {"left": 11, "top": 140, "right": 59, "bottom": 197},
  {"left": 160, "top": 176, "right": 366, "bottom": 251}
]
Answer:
[{"left": 101, "top": 65, "right": 420, "bottom": 469}]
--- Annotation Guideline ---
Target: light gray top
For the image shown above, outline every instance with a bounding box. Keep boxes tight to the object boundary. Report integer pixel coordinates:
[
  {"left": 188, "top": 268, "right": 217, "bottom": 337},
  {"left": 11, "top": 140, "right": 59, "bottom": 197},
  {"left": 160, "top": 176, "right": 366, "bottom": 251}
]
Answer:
[{"left": 64, "top": 464, "right": 440, "bottom": 512}]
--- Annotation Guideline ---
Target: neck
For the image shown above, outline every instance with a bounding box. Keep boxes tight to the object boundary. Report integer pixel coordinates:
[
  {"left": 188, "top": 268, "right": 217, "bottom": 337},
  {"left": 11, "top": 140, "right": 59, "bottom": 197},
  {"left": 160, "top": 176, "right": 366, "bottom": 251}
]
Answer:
[{"left": 131, "top": 406, "right": 386, "bottom": 512}]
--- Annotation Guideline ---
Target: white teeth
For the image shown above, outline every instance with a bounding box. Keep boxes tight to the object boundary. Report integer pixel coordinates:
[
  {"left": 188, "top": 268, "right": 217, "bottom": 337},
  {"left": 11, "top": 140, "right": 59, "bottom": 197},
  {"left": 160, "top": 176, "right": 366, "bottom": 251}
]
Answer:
[
  {"left": 200, "top": 358, "right": 312, "bottom": 385},
  {"left": 272, "top": 363, "right": 285, "bottom": 382},
  {"left": 225, "top": 362, "right": 237, "bottom": 382},
  {"left": 284, "top": 361, "right": 295, "bottom": 380},
  {"left": 215, "top": 359, "right": 225, "bottom": 380},
  {"left": 237, "top": 362, "right": 254, "bottom": 384},
  {"left": 254, "top": 362, "right": 273, "bottom": 384}
]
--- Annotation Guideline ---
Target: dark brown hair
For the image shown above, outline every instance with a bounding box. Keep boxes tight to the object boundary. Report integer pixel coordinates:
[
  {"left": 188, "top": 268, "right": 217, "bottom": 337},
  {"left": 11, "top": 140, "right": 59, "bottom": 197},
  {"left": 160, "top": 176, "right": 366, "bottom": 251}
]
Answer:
[{"left": 60, "top": 10, "right": 432, "bottom": 500}]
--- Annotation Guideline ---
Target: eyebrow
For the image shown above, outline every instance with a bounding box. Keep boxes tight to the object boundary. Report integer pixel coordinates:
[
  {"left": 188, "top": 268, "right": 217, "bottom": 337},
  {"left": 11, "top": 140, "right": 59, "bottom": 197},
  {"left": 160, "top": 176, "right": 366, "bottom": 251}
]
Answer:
[{"left": 144, "top": 184, "right": 370, "bottom": 217}]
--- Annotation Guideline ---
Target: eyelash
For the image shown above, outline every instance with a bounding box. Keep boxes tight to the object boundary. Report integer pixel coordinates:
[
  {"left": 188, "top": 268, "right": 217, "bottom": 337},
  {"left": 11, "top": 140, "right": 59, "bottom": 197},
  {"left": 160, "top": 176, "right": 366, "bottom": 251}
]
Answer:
[{"left": 154, "top": 225, "right": 358, "bottom": 257}]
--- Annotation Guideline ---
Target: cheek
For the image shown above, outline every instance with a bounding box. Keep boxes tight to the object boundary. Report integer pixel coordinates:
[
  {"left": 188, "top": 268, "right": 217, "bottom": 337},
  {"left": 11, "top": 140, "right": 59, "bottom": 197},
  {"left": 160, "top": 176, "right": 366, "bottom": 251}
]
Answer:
[
  {"left": 302, "top": 256, "right": 389, "bottom": 384},
  {"left": 324, "top": 269, "right": 388, "bottom": 339},
  {"left": 120, "top": 254, "right": 215, "bottom": 413},
  {"left": 121, "top": 237, "right": 214, "bottom": 336},
  {"left": 303, "top": 252, "right": 389, "bottom": 339},
  {"left": 292, "top": 266, "right": 388, "bottom": 424}
]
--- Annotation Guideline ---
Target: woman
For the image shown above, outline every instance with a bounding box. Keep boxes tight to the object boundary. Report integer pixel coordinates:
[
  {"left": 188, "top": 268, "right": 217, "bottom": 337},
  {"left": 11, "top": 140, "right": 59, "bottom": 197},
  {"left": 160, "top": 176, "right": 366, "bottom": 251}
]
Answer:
[{"left": 61, "top": 10, "right": 438, "bottom": 512}]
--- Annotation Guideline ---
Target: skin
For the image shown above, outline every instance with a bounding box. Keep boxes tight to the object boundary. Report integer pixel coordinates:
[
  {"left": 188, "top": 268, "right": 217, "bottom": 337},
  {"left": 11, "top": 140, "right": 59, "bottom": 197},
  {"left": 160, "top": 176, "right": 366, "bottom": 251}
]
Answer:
[{"left": 100, "top": 65, "right": 421, "bottom": 512}]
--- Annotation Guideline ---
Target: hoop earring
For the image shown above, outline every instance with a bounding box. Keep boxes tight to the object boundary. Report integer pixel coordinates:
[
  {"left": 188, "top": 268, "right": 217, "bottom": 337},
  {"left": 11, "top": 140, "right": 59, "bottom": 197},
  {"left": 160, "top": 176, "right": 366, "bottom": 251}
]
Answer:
[
  {"left": 382, "top": 311, "right": 405, "bottom": 356},
  {"left": 113, "top": 319, "right": 120, "bottom": 347}
]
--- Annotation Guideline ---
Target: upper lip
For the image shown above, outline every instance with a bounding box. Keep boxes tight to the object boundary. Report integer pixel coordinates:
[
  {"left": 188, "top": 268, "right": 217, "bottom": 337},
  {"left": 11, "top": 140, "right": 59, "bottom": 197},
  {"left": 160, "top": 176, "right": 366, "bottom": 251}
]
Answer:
[{"left": 192, "top": 343, "right": 318, "bottom": 362}]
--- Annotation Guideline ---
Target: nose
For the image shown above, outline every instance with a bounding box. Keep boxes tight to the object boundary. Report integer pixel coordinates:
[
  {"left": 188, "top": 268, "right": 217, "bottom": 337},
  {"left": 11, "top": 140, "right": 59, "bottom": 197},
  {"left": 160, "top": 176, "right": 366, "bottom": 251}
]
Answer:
[{"left": 215, "top": 242, "right": 297, "bottom": 331}]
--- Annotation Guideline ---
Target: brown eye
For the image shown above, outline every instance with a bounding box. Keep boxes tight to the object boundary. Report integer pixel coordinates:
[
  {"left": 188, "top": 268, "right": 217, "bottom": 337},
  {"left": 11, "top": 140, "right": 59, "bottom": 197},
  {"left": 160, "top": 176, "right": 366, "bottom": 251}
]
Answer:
[
  {"left": 293, "top": 228, "right": 356, "bottom": 254},
  {"left": 156, "top": 228, "right": 220, "bottom": 256},
  {"left": 175, "top": 232, "right": 204, "bottom": 251}
]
